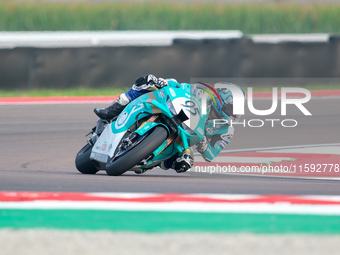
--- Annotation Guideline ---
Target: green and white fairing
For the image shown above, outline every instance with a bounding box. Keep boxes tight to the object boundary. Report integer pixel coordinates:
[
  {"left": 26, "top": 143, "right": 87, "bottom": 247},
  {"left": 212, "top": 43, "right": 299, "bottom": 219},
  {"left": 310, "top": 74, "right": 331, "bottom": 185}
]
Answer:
[{"left": 90, "top": 81, "right": 207, "bottom": 172}]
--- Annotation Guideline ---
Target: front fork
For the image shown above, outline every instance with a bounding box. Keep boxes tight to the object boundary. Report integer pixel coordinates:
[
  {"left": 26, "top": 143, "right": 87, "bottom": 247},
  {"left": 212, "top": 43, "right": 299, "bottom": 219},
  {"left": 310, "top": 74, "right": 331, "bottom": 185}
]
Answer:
[{"left": 88, "top": 118, "right": 109, "bottom": 145}]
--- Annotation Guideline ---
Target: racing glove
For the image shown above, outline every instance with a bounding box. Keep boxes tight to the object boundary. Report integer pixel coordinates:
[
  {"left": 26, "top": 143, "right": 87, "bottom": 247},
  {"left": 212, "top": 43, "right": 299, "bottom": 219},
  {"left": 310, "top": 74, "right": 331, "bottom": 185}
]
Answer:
[
  {"left": 134, "top": 74, "right": 158, "bottom": 87},
  {"left": 134, "top": 74, "right": 168, "bottom": 89},
  {"left": 155, "top": 78, "right": 168, "bottom": 89},
  {"left": 196, "top": 136, "right": 208, "bottom": 154},
  {"left": 172, "top": 153, "right": 194, "bottom": 173}
]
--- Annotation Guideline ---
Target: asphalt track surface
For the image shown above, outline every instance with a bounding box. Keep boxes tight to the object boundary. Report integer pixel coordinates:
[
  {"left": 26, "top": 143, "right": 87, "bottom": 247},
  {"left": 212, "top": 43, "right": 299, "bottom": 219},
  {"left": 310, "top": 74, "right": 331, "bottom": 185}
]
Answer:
[{"left": 0, "top": 97, "right": 339, "bottom": 194}]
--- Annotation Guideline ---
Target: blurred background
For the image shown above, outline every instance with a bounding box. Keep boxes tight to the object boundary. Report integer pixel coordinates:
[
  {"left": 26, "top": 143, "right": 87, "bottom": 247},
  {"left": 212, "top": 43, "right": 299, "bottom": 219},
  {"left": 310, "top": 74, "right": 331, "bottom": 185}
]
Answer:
[{"left": 1, "top": 0, "right": 340, "bottom": 90}]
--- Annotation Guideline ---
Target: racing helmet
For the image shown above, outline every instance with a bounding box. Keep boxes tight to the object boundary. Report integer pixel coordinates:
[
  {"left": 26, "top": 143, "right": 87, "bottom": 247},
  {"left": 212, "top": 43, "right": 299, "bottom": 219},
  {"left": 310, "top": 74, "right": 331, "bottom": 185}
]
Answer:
[{"left": 212, "top": 83, "right": 246, "bottom": 123}]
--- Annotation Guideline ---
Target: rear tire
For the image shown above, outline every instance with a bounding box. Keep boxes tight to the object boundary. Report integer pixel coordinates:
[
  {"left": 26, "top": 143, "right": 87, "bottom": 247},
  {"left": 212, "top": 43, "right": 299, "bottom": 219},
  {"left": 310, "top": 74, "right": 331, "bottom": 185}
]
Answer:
[
  {"left": 105, "top": 126, "right": 168, "bottom": 176},
  {"left": 75, "top": 143, "right": 99, "bottom": 174}
]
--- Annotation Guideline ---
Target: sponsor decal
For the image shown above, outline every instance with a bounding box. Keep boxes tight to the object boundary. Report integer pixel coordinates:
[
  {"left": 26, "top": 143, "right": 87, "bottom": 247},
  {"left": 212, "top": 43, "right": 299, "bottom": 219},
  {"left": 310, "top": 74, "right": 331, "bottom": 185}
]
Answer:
[
  {"left": 101, "top": 144, "right": 107, "bottom": 151},
  {"left": 169, "top": 88, "right": 176, "bottom": 97},
  {"left": 191, "top": 137, "right": 198, "bottom": 143},
  {"left": 158, "top": 90, "right": 165, "bottom": 98},
  {"left": 115, "top": 103, "right": 144, "bottom": 129},
  {"left": 216, "top": 140, "right": 228, "bottom": 149},
  {"left": 206, "top": 128, "right": 214, "bottom": 135},
  {"left": 197, "top": 127, "right": 204, "bottom": 135},
  {"left": 117, "top": 112, "right": 128, "bottom": 125}
]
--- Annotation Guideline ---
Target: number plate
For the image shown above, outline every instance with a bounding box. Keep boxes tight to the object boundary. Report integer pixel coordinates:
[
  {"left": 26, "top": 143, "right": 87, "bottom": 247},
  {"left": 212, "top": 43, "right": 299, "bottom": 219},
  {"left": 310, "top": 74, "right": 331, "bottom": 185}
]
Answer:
[{"left": 90, "top": 152, "right": 109, "bottom": 163}]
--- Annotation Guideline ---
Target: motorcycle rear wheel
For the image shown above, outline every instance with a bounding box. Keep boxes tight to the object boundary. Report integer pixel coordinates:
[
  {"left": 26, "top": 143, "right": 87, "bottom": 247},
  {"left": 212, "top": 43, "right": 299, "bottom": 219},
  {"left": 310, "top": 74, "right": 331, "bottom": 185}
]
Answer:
[
  {"left": 75, "top": 143, "right": 99, "bottom": 174},
  {"left": 105, "top": 126, "right": 168, "bottom": 176}
]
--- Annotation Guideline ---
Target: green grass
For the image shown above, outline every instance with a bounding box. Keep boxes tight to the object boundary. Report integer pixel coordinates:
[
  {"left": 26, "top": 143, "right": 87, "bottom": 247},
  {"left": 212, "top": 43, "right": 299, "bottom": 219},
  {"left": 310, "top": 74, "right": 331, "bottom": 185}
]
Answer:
[
  {"left": 1, "top": 209, "right": 340, "bottom": 234},
  {"left": 0, "top": 84, "right": 339, "bottom": 98},
  {"left": 1, "top": 2, "right": 340, "bottom": 33}
]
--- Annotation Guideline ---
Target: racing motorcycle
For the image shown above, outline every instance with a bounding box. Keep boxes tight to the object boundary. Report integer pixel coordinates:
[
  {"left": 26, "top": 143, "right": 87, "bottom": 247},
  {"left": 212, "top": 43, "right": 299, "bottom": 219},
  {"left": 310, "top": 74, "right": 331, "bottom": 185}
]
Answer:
[{"left": 75, "top": 83, "right": 206, "bottom": 176}]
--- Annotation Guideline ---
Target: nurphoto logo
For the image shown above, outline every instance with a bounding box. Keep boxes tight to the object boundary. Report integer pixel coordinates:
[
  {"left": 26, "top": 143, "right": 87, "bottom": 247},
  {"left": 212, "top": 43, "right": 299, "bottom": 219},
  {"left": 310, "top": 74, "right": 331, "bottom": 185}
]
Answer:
[{"left": 198, "top": 82, "right": 312, "bottom": 128}]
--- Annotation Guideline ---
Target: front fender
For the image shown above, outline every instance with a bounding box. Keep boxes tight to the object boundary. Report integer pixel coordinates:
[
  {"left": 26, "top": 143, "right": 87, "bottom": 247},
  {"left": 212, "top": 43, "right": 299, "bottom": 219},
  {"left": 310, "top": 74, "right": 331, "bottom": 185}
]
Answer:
[{"left": 135, "top": 122, "right": 170, "bottom": 137}]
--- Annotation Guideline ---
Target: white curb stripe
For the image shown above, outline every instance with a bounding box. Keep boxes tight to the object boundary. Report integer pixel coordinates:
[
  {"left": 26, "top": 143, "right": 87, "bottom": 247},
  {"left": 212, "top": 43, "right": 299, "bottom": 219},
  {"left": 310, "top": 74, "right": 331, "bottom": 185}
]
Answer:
[
  {"left": 262, "top": 146, "right": 340, "bottom": 155},
  {"left": 2, "top": 201, "right": 340, "bottom": 215}
]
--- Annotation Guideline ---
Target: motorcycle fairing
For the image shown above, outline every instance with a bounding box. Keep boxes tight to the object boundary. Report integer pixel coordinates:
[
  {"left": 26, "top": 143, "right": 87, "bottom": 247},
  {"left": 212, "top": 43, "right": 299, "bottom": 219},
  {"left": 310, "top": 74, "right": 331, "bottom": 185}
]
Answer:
[{"left": 90, "top": 127, "right": 126, "bottom": 163}]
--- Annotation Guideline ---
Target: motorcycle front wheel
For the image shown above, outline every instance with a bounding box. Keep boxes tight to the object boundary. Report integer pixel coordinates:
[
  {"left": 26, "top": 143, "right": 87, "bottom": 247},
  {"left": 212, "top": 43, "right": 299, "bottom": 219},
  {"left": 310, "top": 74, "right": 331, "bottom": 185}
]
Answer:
[
  {"left": 105, "top": 126, "right": 168, "bottom": 176},
  {"left": 75, "top": 143, "right": 99, "bottom": 174}
]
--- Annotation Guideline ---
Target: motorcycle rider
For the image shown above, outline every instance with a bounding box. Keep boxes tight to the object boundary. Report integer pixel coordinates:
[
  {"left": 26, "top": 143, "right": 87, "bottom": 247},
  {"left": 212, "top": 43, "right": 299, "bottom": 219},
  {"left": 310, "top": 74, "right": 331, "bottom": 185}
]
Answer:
[{"left": 93, "top": 74, "right": 245, "bottom": 173}]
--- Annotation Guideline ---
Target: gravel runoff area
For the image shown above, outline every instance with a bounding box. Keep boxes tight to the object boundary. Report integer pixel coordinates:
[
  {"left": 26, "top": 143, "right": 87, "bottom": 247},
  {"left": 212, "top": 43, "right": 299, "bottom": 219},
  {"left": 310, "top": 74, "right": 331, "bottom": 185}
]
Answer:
[{"left": 1, "top": 229, "right": 340, "bottom": 255}]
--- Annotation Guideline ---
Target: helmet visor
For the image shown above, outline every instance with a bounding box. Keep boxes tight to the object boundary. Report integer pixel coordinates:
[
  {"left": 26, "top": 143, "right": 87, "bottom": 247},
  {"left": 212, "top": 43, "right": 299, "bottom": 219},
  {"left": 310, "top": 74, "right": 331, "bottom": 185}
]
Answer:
[{"left": 222, "top": 103, "right": 241, "bottom": 122}]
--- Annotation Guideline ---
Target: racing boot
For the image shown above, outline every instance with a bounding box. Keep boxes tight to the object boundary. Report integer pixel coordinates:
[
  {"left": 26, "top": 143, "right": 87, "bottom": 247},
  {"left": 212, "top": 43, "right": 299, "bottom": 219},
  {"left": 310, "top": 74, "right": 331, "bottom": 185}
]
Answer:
[
  {"left": 159, "top": 153, "right": 179, "bottom": 170},
  {"left": 160, "top": 149, "right": 194, "bottom": 173},
  {"left": 172, "top": 149, "right": 194, "bottom": 173},
  {"left": 94, "top": 101, "right": 124, "bottom": 121},
  {"left": 94, "top": 93, "right": 130, "bottom": 121}
]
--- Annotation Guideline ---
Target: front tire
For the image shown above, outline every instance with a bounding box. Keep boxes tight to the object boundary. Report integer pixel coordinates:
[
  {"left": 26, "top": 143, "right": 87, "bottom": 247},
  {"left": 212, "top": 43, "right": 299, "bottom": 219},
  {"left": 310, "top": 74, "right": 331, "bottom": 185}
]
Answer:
[
  {"left": 75, "top": 143, "right": 99, "bottom": 174},
  {"left": 105, "top": 126, "right": 168, "bottom": 176}
]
